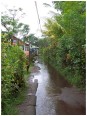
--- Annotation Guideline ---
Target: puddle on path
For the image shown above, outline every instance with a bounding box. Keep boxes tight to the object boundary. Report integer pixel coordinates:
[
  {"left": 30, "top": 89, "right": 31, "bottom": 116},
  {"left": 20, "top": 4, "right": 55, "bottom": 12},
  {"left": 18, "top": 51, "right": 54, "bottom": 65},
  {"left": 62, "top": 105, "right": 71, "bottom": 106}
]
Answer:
[{"left": 31, "top": 59, "right": 86, "bottom": 115}]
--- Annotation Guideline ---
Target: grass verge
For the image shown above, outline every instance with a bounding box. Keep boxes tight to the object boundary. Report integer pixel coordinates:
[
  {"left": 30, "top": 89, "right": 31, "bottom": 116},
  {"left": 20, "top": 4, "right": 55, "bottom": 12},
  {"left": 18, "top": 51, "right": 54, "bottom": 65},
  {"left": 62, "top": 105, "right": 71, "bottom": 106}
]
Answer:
[{"left": 2, "top": 87, "right": 28, "bottom": 115}]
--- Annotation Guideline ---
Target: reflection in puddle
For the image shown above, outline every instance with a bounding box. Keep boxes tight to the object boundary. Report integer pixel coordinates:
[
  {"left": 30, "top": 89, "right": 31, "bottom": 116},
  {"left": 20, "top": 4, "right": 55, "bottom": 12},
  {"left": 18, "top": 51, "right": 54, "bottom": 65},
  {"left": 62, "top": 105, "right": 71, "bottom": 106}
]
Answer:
[{"left": 46, "top": 86, "right": 62, "bottom": 95}]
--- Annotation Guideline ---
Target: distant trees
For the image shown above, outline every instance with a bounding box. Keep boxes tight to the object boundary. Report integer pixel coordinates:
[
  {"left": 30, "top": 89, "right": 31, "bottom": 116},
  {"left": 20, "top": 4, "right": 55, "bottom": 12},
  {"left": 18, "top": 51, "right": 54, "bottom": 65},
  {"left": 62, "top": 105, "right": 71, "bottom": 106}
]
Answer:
[
  {"left": 1, "top": 7, "right": 29, "bottom": 43},
  {"left": 23, "top": 34, "right": 38, "bottom": 46}
]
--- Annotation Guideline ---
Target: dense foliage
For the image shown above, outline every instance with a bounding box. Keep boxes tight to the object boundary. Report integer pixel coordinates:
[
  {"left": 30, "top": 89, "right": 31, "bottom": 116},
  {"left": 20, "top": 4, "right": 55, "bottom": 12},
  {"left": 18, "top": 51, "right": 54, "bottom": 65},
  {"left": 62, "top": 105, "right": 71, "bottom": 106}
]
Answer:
[
  {"left": 1, "top": 42, "right": 27, "bottom": 114},
  {"left": 40, "top": 1, "right": 86, "bottom": 88}
]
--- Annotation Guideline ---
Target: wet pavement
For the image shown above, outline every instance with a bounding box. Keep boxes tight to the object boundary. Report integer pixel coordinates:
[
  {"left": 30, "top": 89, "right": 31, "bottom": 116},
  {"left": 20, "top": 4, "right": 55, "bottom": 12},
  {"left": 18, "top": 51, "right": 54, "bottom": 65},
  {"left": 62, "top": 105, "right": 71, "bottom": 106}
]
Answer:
[
  {"left": 32, "top": 58, "right": 86, "bottom": 115},
  {"left": 18, "top": 71, "right": 38, "bottom": 115}
]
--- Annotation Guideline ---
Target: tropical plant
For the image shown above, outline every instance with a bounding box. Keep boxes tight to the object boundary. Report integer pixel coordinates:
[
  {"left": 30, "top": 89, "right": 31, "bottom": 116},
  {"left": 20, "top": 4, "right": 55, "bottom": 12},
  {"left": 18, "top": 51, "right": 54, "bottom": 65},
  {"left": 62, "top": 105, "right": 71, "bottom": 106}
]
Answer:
[{"left": 40, "top": 1, "right": 86, "bottom": 88}]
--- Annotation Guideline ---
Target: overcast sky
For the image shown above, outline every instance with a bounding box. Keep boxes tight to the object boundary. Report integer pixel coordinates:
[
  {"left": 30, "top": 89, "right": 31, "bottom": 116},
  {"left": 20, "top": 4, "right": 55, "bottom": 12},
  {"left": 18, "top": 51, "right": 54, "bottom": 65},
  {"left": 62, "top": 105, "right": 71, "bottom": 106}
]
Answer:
[{"left": 1, "top": 0, "right": 58, "bottom": 38}]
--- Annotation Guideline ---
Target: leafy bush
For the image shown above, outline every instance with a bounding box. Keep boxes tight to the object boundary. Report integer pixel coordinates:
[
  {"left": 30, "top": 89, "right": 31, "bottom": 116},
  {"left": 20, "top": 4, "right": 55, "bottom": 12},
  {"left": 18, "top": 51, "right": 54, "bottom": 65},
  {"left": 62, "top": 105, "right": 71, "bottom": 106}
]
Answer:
[
  {"left": 39, "top": 1, "right": 86, "bottom": 88},
  {"left": 1, "top": 42, "right": 27, "bottom": 114}
]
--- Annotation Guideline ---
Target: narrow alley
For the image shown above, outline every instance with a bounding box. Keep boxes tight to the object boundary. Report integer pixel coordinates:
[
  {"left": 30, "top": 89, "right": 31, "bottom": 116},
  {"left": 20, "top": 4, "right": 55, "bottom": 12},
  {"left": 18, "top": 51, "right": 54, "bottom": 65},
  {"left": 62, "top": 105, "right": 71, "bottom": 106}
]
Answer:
[{"left": 19, "top": 57, "right": 86, "bottom": 115}]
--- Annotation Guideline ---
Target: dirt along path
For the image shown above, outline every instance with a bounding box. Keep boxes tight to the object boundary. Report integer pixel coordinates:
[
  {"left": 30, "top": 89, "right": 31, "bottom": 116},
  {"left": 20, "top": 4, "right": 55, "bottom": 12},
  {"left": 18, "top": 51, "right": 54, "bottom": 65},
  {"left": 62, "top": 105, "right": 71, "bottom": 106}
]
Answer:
[{"left": 18, "top": 65, "right": 40, "bottom": 115}]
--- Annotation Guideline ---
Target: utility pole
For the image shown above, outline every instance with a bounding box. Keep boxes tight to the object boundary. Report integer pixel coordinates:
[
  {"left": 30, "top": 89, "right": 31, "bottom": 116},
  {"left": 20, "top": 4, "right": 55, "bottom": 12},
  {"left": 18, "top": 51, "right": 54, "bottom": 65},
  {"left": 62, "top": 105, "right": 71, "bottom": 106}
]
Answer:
[
  {"left": 35, "top": 1, "right": 42, "bottom": 33},
  {"left": 28, "top": 39, "right": 31, "bottom": 68}
]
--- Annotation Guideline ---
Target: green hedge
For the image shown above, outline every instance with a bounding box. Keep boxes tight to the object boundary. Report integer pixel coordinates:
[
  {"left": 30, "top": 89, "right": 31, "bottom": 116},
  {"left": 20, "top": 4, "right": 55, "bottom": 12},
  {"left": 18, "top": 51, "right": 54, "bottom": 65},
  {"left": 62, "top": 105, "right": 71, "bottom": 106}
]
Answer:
[
  {"left": 41, "top": 40, "right": 85, "bottom": 88},
  {"left": 1, "top": 43, "right": 27, "bottom": 114}
]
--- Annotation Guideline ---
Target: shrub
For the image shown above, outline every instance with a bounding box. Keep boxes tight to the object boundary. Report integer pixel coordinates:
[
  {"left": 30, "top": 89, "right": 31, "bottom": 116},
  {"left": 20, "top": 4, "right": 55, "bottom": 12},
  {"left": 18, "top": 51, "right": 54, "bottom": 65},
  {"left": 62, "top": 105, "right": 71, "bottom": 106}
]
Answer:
[{"left": 1, "top": 42, "right": 27, "bottom": 114}]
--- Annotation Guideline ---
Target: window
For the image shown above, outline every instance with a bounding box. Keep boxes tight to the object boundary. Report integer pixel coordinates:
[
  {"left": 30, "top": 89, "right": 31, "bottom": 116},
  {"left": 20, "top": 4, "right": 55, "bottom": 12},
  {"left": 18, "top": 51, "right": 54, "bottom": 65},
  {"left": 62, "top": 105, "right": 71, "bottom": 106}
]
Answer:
[
  {"left": 25, "top": 46, "right": 29, "bottom": 51},
  {"left": 13, "top": 40, "right": 17, "bottom": 43}
]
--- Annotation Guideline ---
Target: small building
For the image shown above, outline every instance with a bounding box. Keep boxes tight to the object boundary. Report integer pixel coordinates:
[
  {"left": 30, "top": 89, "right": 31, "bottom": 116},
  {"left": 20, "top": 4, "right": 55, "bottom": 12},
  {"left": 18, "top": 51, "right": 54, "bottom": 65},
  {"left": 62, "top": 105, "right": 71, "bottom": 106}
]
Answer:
[
  {"left": 7, "top": 35, "right": 39, "bottom": 58},
  {"left": 30, "top": 45, "right": 39, "bottom": 56},
  {"left": 2, "top": 32, "right": 30, "bottom": 58},
  {"left": 12, "top": 36, "right": 24, "bottom": 46},
  {"left": 24, "top": 42, "right": 30, "bottom": 57},
  {"left": 12, "top": 36, "right": 30, "bottom": 57}
]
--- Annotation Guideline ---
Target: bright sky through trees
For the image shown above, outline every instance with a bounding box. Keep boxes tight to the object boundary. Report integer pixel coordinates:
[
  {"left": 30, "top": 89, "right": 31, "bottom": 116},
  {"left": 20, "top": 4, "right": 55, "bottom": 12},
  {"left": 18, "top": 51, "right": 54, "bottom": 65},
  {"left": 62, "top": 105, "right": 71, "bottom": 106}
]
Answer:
[{"left": 1, "top": 0, "right": 58, "bottom": 37}]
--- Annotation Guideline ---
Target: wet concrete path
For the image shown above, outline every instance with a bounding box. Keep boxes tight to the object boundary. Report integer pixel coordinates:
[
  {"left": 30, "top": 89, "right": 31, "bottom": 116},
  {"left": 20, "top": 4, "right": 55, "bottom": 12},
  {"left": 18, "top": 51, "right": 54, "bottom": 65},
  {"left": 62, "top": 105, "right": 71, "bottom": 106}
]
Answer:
[{"left": 32, "top": 59, "right": 86, "bottom": 115}]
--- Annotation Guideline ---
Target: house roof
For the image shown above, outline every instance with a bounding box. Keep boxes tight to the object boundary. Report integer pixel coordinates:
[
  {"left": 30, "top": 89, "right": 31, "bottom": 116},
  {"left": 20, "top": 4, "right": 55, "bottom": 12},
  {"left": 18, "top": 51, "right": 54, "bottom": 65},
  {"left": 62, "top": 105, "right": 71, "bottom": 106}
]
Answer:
[
  {"left": 12, "top": 36, "right": 25, "bottom": 45},
  {"left": 2, "top": 31, "right": 31, "bottom": 46}
]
